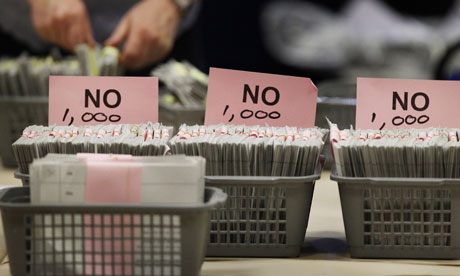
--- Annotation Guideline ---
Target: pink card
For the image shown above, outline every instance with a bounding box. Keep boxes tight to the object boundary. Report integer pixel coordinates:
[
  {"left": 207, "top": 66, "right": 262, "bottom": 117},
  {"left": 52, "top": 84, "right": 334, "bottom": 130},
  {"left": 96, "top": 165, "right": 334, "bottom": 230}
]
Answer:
[
  {"left": 84, "top": 162, "right": 142, "bottom": 203},
  {"left": 205, "top": 68, "right": 317, "bottom": 127},
  {"left": 356, "top": 77, "right": 460, "bottom": 129},
  {"left": 49, "top": 76, "right": 158, "bottom": 126}
]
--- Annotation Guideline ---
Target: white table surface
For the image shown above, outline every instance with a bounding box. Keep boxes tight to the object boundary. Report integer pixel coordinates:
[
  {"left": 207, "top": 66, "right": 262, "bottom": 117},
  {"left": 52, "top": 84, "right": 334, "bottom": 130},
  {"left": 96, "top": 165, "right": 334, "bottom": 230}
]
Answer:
[{"left": 0, "top": 165, "right": 459, "bottom": 276}]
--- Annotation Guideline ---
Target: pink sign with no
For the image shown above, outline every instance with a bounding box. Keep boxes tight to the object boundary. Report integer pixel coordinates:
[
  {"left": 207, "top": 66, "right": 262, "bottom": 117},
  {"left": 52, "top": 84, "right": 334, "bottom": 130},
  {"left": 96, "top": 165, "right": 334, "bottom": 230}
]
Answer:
[
  {"left": 205, "top": 68, "right": 318, "bottom": 128},
  {"left": 49, "top": 76, "right": 158, "bottom": 126},
  {"left": 356, "top": 77, "right": 460, "bottom": 130}
]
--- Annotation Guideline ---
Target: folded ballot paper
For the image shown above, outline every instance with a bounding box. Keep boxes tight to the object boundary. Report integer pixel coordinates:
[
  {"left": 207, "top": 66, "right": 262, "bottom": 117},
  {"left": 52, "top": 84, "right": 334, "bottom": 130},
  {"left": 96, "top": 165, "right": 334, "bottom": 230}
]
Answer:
[
  {"left": 151, "top": 59, "right": 208, "bottom": 108},
  {"left": 76, "top": 44, "right": 121, "bottom": 77},
  {"left": 169, "top": 124, "right": 328, "bottom": 176},
  {"left": 29, "top": 153, "right": 204, "bottom": 275},
  {"left": 329, "top": 121, "right": 460, "bottom": 178},
  {"left": 13, "top": 123, "right": 173, "bottom": 174}
]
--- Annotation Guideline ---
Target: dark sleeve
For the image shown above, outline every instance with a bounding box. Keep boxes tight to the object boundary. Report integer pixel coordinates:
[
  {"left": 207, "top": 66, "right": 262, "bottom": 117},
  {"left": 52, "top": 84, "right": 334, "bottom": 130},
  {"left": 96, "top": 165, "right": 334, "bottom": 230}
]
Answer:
[
  {"left": 383, "top": 0, "right": 455, "bottom": 17},
  {"left": 302, "top": 0, "right": 349, "bottom": 12},
  {"left": 304, "top": 0, "right": 456, "bottom": 16}
]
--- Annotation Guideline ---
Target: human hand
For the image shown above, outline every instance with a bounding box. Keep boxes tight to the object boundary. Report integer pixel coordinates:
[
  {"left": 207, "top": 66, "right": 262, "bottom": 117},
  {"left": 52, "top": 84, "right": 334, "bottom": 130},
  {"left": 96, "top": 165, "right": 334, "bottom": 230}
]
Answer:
[
  {"left": 105, "top": 0, "right": 182, "bottom": 70},
  {"left": 29, "top": 0, "right": 95, "bottom": 51}
]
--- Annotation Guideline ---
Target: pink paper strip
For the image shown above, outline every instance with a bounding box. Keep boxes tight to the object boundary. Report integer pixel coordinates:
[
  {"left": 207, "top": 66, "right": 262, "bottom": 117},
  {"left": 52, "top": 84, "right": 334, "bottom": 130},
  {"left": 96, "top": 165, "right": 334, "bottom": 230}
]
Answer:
[{"left": 84, "top": 161, "right": 142, "bottom": 275}]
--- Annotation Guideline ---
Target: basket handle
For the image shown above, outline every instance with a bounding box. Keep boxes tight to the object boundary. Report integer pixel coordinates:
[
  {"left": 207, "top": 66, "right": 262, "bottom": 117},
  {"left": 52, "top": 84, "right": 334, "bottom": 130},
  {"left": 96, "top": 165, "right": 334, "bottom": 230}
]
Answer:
[
  {"left": 206, "top": 187, "right": 227, "bottom": 207},
  {"left": 0, "top": 186, "right": 18, "bottom": 202}
]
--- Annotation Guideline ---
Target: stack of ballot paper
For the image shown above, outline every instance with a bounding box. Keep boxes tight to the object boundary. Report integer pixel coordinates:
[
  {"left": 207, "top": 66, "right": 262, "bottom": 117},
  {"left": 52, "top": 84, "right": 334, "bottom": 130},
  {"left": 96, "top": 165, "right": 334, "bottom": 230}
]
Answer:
[
  {"left": 13, "top": 123, "right": 173, "bottom": 174},
  {"left": 152, "top": 59, "right": 208, "bottom": 108},
  {"left": 30, "top": 153, "right": 205, "bottom": 204},
  {"left": 169, "top": 124, "right": 328, "bottom": 176},
  {"left": 29, "top": 153, "right": 204, "bottom": 275},
  {"left": 76, "top": 44, "right": 121, "bottom": 77},
  {"left": 0, "top": 44, "right": 120, "bottom": 96},
  {"left": 330, "top": 122, "right": 460, "bottom": 178},
  {"left": 0, "top": 56, "right": 80, "bottom": 96}
]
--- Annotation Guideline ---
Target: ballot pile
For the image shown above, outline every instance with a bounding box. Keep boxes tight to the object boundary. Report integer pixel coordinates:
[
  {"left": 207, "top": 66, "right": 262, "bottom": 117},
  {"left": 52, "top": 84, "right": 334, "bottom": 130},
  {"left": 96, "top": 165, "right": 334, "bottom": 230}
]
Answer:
[
  {"left": 330, "top": 123, "right": 460, "bottom": 178},
  {"left": 13, "top": 123, "right": 172, "bottom": 174},
  {"left": 169, "top": 124, "right": 327, "bottom": 176}
]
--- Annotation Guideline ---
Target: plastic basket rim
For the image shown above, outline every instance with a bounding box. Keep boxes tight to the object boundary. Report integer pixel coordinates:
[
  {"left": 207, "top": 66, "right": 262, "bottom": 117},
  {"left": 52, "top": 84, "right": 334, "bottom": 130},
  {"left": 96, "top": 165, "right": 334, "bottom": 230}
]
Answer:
[
  {"left": 0, "top": 186, "right": 227, "bottom": 211},
  {"left": 330, "top": 164, "right": 460, "bottom": 186},
  {"left": 16, "top": 156, "right": 325, "bottom": 185},
  {"left": 14, "top": 170, "right": 28, "bottom": 180}
]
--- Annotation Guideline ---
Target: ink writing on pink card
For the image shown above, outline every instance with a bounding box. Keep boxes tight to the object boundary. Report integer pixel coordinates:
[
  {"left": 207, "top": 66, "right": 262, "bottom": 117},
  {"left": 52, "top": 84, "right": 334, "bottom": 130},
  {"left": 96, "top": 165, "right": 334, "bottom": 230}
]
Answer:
[
  {"left": 49, "top": 76, "right": 158, "bottom": 126},
  {"left": 356, "top": 77, "right": 460, "bottom": 129},
  {"left": 205, "top": 68, "right": 317, "bottom": 127}
]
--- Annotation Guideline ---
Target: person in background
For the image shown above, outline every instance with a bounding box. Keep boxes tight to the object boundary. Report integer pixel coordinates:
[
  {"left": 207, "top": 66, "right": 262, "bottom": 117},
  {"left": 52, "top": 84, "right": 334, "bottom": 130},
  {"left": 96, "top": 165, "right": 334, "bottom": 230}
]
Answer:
[{"left": 0, "top": 0, "right": 198, "bottom": 70}]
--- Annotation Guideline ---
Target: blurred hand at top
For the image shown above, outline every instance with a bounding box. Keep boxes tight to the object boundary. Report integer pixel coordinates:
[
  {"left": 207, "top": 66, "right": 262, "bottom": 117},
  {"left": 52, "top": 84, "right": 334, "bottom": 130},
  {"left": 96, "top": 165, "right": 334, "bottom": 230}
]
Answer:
[
  {"left": 105, "top": 0, "right": 182, "bottom": 70},
  {"left": 29, "top": 0, "right": 95, "bottom": 51}
]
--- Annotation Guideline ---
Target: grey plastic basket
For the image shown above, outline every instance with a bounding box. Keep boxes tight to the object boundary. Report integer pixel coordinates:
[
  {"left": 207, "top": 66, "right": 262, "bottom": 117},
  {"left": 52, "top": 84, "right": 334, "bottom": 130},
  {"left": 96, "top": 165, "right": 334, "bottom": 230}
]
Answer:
[
  {"left": 331, "top": 167, "right": 460, "bottom": 259},
  {"left": 0, "top": 186, "right": 227, "bottom": 276},
  {"left": 204, "top": 159, "right": 323, "bottom": 257},
  {"left": 158, "top": 100, "right": 204, "bottom": 134},
  {"left": 0, "top": 96, "right": 48, "bottom": 167}
]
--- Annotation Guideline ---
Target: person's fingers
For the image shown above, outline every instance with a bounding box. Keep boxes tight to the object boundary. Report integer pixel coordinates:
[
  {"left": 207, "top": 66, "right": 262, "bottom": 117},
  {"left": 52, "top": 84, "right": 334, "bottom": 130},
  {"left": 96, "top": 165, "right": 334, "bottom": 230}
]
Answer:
[
  {"left": 105, "top": 17, "right": 129, "bottom": 46},
  {"left": 83, "top": 15, "right": 96, "bottom": 47},
  {"left": 144, "top": 45, "right": 164, "bottom": 66},
  {"left": 57, "top": 22, "right": 72, "bottom": 50},
  {"left": 47, "top": 24, "right": 59, "bottom": 45},
  {"left": 62, "top": 14, "right": 92, "bottom": 51},
  {"left": 36, "top": 25, "right": 53, "bottom": 43},
  {"left": 119, "top": 28, "right": 146, "bottom": 69},
  {"left": 67, "top": 23, "right": 83, "bottom": 51},
  {"left": 52, "top": 7, "right": 71, "bottom": 48}
]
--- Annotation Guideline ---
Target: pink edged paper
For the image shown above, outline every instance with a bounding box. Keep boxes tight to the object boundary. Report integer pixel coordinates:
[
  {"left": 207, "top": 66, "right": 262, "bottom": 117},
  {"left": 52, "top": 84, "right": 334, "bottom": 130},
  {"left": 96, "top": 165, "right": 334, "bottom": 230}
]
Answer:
[
  {"left": 84, "top": 161, "right": 142, "bottom": 203},
  {"left": 205, "top": 68, "right": 317, "bottom": 127},
  {"left": 357, "top": 77, "right": 460, "bottom": 130},
  {"left": 76, "top": 153, "right": 135, "bottom": 162},
  {"left": 49, "top": 76, "right": 158, "bottom": 126}
]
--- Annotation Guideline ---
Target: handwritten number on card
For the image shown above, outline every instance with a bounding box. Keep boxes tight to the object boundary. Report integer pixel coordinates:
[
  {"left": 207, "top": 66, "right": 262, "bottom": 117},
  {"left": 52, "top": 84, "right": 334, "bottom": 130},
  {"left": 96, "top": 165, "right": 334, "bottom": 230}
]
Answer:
[
  {"left": 371, "top": 91, "right": 431, "bottom": 129},
  {"left": 222, "top": 84, "right": 282, "bottom": 123}
]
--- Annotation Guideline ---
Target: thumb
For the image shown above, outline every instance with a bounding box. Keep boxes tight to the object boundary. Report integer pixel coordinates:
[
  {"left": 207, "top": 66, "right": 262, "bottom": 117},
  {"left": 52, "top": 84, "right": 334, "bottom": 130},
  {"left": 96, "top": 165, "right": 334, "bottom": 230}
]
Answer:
[{"left": 105, "top": 17, "right": 129, "bottom": 46}]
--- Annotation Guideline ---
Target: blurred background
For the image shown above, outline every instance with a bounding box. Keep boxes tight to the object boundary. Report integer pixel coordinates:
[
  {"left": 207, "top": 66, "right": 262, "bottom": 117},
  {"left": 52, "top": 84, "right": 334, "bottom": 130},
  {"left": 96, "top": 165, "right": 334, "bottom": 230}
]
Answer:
[
  {"left": 4, "top": 0, "right": 460, "bottom": 79},
  {"left": 3, "top": 0, "right": 460, "bottom": 167}
]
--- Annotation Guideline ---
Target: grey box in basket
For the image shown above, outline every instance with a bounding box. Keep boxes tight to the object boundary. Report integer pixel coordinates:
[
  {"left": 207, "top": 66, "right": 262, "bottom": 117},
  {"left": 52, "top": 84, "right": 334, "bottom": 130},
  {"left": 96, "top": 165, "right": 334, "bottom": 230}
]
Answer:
[
  {"left": 0, "top": 96, "right": 48, "bottom": 167},
  {"left": 331, "top": 167, "right": 460, "bottom": 259},
  {"left": 204, "top": 159, "right": 323, "bottom": 257},
  {"left": 0, "top": 186, "right": 227, "bottom": 276}
]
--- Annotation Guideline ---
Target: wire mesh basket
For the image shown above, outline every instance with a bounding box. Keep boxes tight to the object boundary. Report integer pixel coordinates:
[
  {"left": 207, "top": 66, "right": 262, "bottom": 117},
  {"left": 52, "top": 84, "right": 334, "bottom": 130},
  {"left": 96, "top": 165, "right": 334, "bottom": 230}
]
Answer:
[
  {"left": 0, "top": 186, "right": 227, "bottom": 276},
  {"left": 0, "top": 96, "right": 48, "bottom": 167},
  {"left": 204, "top": 159, "right": 323, "bottom": 257},
  {"left": 331, "top": 166, "right": 460, "bottom": 259}
]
